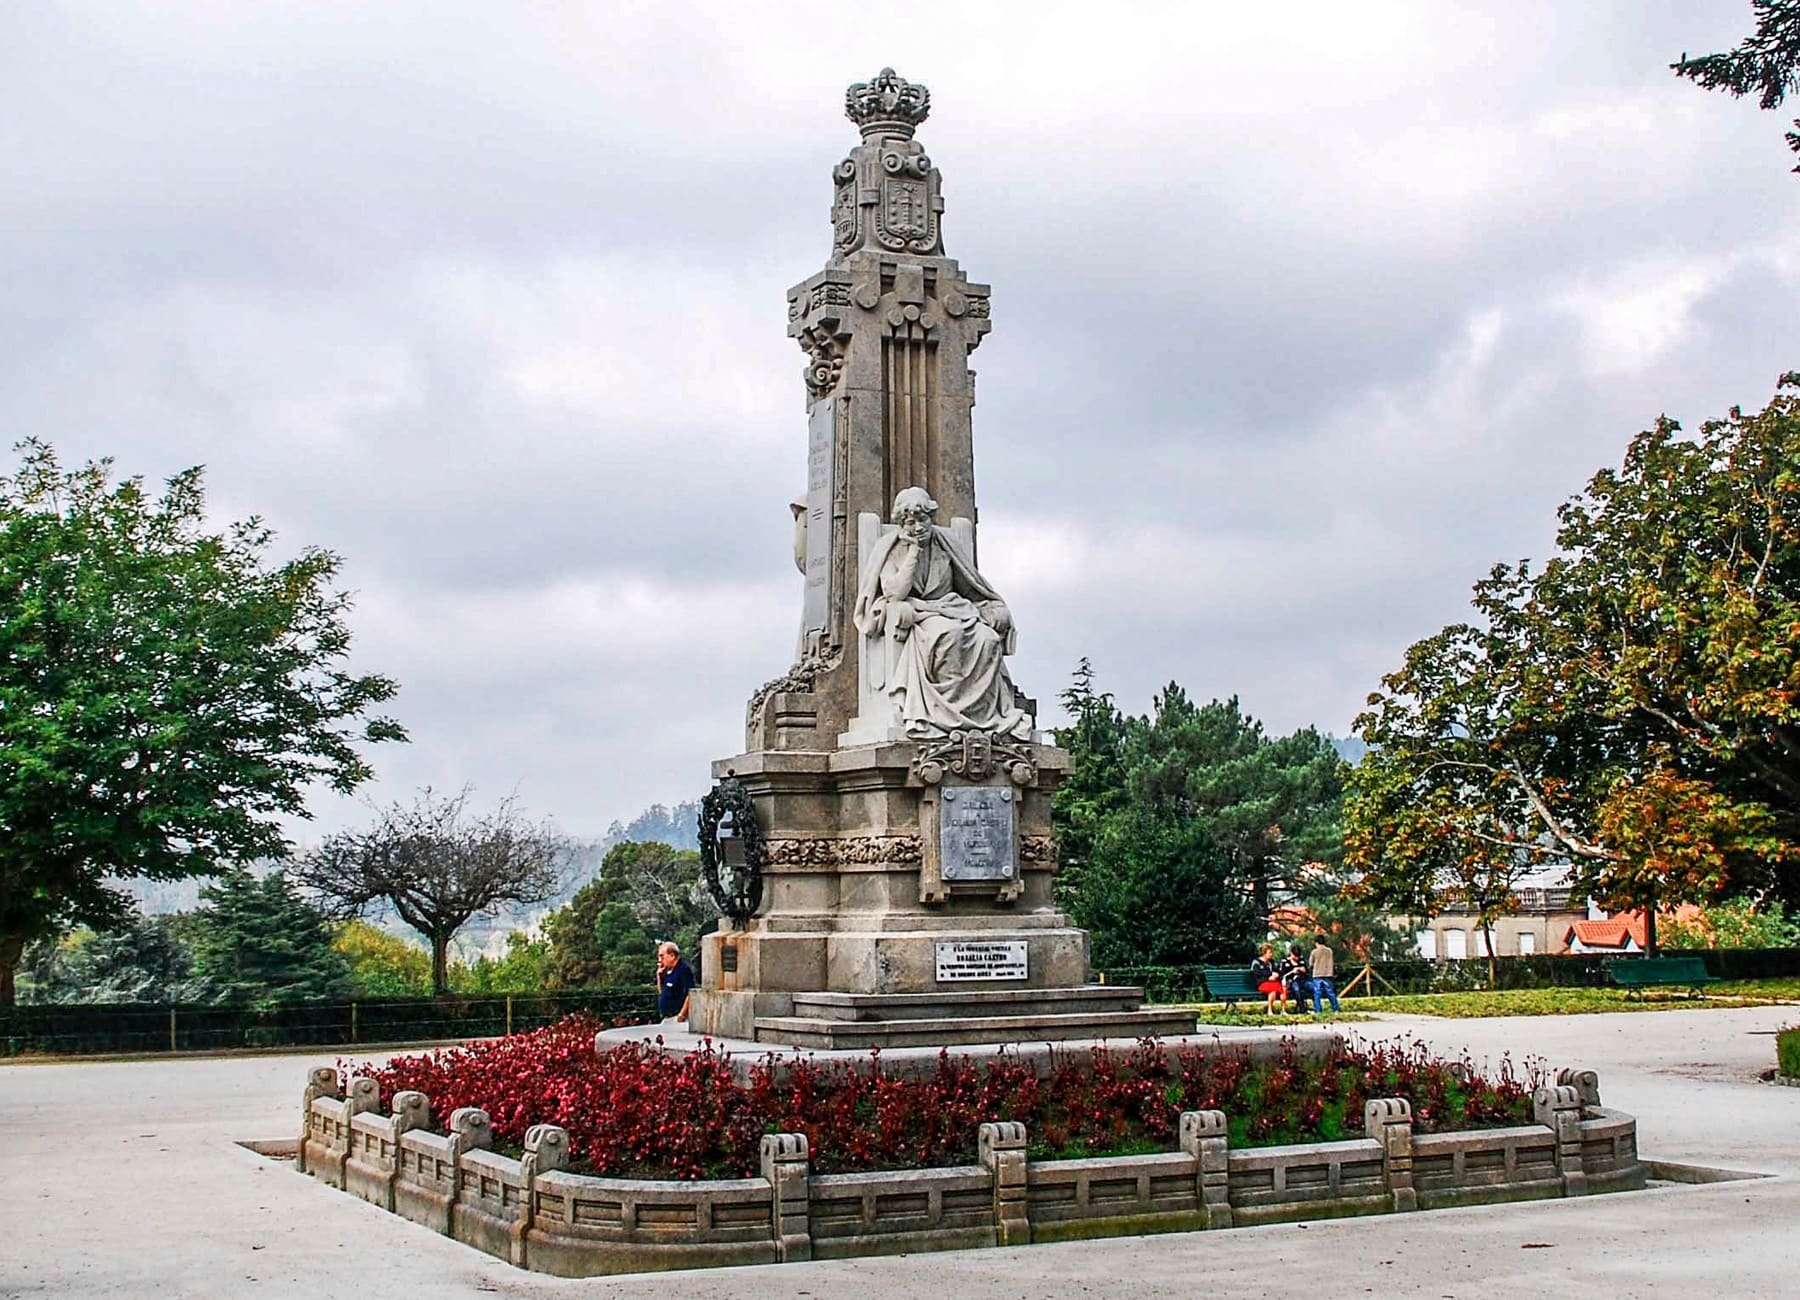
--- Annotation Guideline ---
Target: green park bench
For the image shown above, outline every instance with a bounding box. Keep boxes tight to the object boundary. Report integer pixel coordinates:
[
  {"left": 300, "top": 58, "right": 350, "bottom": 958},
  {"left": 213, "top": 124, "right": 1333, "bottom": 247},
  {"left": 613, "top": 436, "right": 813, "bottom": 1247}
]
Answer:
[
  {"left": 1605, "top": 955, "right": 1721, "bottom": 997},
  {"left": 1201, "top": 968, "right": 1269, "bottom": 1008}
]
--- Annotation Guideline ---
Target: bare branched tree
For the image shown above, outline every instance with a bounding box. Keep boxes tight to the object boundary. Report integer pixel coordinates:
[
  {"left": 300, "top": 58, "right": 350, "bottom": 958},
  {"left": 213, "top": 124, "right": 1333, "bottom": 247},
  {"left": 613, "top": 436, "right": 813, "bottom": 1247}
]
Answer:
[{"left": 293, "top": 786, "right": 570, "bottom": 994}]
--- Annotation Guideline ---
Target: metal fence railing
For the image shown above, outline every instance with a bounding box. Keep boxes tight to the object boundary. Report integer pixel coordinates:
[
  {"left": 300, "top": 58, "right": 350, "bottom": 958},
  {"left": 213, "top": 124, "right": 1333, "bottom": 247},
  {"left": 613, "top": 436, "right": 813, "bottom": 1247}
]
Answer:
[
  {"left": 11, "top": 946, "right": 1795, "bottom": 1053},
  {"left": 0, "top": 989, "right": 658, "bottom": 1058},
  {"left": 1096, "top": 947, "right": 1800, "bottom": 1004}
]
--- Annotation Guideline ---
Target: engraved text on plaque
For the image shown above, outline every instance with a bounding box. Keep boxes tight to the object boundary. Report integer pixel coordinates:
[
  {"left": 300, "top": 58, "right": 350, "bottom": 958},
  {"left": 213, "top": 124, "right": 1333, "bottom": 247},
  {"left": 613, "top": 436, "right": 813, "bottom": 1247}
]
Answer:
[
  {"left": 939, "top": 786, "right": 1017, "bottom": 881},
  {"left": 935, "top": 940, "right": 1028, "bottom": 982}
]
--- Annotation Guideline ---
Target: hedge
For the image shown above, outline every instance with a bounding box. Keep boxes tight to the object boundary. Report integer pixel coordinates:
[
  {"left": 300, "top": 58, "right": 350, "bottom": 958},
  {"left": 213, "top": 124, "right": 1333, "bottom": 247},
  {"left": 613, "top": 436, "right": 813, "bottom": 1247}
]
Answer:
[
  {"left": 0, "top": 988, "right": 656, "bottom": 1057},
  {"left": 1097, "top": 948, "right": 1800, "bottom": 1003}
]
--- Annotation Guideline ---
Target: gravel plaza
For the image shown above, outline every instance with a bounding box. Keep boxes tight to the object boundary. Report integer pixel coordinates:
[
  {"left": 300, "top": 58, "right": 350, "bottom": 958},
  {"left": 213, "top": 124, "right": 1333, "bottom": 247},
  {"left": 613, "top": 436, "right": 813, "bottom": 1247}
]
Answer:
[{"left": 2, "top": 1004, "right": 1795, "bottom": 1299}]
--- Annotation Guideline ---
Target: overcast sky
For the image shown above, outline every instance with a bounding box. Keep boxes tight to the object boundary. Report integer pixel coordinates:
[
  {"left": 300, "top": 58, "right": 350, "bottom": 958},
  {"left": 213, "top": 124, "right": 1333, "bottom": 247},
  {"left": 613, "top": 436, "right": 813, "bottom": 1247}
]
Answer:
[{"left": 5, "top": 2, "right": 1796, "bottom": 843}]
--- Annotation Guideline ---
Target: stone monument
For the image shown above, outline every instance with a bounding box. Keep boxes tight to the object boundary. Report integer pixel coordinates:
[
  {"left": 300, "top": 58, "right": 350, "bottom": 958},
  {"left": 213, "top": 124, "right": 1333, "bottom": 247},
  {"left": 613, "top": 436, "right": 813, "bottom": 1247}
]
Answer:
[{"left": 688, "top": 70, "right": 1194, "bottom": 1049}]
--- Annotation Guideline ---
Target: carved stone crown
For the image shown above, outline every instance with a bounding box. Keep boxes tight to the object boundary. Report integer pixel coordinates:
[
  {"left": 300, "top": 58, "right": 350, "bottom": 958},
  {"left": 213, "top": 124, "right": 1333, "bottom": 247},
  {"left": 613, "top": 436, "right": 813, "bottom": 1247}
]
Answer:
[{"left": 845, "top": 68, "right": 930, "bottom": 139}]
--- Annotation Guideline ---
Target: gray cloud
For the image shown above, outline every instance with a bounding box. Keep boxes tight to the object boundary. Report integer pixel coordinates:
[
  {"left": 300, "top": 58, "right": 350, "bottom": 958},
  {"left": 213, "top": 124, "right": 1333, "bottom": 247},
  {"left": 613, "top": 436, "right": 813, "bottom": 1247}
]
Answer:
[{"left": 3, "top": 1, "right": 1796, "bottom": 841}]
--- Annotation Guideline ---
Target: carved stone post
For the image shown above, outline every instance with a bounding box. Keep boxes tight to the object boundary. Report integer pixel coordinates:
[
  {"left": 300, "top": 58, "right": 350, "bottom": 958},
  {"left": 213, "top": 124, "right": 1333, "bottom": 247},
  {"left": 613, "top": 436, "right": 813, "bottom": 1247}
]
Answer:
[
  {"left": 378, "top": 1091, "right": 432, "bottom": 1211},
  {"left": 297, "top": 1066, "right": 339, "bottom": 1175},
  {"left": 318, "top": 1077, "right": 378, "bottom": 1190},
  {"left": 1556, "top": 1067, "right": 1602, "bottom": 1117},
  {"left": 1364, "top": 1098, "right": 1417, "bottom": 1212},
  {"left": 760, "top": 1133, "right": 813, "bottom": 1262},
  {"left": 1178, "top": 1110, "right": 1233, "bottom": 1228},
  {"left": 512, "top": 1123, "right": 570, "bottom": 1268},
  {"left": 346, "top": 1076, "right": 379, "bottom": 1116},
  {"left": 445, "top": 1106, "right": 493, "bottom": 1237},
  {"left": 1534, "top": 1085, "right": 1587, "bottom": 1196},
  {"left": 979, "top": 1121, "right": 1029, "bottom": 1247}
]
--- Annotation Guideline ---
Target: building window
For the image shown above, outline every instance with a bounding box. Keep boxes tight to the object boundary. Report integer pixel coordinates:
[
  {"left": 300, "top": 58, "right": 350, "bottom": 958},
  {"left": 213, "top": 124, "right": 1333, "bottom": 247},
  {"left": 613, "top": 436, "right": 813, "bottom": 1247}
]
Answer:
[
  {"left": 1417, "top": 930, "right": 1437, "bottom": 959},
  {"left": 1473, "top": 929, "right": 1491, "bottom": 958},
  {"left": 1517, "top": 932, "right": 1536, "bottom": 956},
  {"left": 1445, "top": 929, "right": 1468, "bottom": 960}
]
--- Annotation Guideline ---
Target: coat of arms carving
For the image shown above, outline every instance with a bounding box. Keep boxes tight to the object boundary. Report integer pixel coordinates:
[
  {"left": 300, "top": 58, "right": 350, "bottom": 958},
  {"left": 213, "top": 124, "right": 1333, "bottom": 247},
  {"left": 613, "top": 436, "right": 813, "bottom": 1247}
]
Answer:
[{"left": 876, "top": 178, "right": 937, "bottom": 252}]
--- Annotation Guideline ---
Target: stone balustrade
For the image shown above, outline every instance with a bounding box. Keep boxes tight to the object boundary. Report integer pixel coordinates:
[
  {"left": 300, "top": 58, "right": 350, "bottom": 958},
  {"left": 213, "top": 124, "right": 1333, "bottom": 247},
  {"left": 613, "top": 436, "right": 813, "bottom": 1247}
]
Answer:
[{"left": 297, "top": 1071, "right": 1645, "bottom": 1276}]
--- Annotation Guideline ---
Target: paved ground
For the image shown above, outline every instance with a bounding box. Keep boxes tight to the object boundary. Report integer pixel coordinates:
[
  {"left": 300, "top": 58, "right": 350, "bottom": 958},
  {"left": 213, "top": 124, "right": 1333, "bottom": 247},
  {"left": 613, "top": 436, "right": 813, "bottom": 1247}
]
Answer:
[{"left": 2, "top": 1004, "right": 1795, "bottom": 1299}]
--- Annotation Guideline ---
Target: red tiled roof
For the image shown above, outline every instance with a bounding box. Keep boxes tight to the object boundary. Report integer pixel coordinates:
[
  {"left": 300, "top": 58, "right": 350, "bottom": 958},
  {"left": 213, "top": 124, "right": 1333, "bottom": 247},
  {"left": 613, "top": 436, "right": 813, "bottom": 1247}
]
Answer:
[
  {"left": 1565, "top": 905, "right": 1704, "bottom": 951},
  {"left": 1268, "top": 905, "right": 1317, "bottom": 933},
  {"left": 1568, "top": 916, "right": 1645, "bottom": 950}
]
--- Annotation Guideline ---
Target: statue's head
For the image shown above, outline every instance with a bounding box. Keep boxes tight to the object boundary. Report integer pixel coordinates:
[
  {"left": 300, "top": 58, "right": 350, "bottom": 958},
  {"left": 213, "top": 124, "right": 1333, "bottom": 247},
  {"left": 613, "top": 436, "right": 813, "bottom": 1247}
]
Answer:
[{"left": 893, "top": 486, "right": 937, "bottom": 543}]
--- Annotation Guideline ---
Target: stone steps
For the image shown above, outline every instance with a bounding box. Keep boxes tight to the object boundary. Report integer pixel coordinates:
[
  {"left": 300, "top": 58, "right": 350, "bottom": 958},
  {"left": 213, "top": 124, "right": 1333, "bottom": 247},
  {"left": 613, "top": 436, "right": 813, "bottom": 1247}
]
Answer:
[
  {"left": 751, "top": 1006, "right": 1199, "bottom": 1050},
  {"left": 786, "top": 986, "right": 1148, "bottom": 1023}
]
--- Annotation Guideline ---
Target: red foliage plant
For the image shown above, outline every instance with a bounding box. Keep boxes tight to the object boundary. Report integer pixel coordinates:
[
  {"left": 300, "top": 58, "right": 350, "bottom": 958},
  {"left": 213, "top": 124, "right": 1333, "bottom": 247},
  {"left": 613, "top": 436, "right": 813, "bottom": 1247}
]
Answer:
[{"left": 351, "top": 1015, "right": 1541, "bottom": 1180}]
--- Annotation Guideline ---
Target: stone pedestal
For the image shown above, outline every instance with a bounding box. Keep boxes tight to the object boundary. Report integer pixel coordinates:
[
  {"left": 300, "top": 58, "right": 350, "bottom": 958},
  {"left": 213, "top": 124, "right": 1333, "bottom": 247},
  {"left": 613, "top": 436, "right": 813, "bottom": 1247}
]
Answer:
[{"left": 690, "top": 739, "right": 1195, "bottom": 1045}]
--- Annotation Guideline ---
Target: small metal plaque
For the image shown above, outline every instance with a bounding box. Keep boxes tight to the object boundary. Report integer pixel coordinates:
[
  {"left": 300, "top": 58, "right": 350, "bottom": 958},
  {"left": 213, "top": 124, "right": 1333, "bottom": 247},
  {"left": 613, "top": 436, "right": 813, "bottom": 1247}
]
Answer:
[
  {"left": 939, "top": 786, "right": 1016, "bottom": 881},
  {"left": 935, "top": 940, "right": 1028, "bottom": 982}
]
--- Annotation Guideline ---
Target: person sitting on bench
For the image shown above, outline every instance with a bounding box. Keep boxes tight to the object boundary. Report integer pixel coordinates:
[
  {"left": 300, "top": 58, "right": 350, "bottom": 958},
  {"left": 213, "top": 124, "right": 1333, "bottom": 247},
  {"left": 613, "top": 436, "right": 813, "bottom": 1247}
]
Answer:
[
  {"left": 1251, "top": 944, "right": 1284, "bottom": 1014},
  {"left": 1280, "top": 943, "right": 1310, "bottom": 1014}
]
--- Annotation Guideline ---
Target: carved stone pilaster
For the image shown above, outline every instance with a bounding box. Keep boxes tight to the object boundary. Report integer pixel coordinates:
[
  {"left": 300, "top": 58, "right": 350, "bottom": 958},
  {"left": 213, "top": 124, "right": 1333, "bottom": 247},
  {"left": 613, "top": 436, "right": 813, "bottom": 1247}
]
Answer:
[
  {"left": 979, "top": 1121, "right": 1030, "bottom": 1247},
  {"left": 512, "top": 1124, "right": 570, "bottom": 1268},
  {"left": 761, "top": 1133, "right": 812, "bottom": 1263},
  {"left": 1556, "top": 1066, "right": 1602, "bottom": 1117},
  {"left": 1179, "top": 1110, "right": 1233, "bottom": 1228},
  {"left": 297, "top": 1066, "right": 339, "bottom": 1176},
  {"left": 1534, "top": 1085, "right": 1588, "bottom": 1196},
  {"left": 445, "top": 1106, "right": 492, "bottom": 1227},
  {"left": 1364, "top": 1098, "right": 1417, "bottom": 1212}
]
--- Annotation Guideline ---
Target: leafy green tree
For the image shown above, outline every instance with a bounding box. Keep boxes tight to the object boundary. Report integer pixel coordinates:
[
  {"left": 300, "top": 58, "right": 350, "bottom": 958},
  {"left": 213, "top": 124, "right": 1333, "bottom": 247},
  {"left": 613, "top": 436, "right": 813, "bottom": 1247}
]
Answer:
[
  {"left": 0, "top": 440, "right": 403, "bottom": 1003},
  {"left": 1281, "top": 866, "right": 1421, "bottom": 963},
  {"left": 541, "top": 840, "right": 698, "bottom": 988},
  {"left": 1345, "top": 625, "right": 1562, "bottom": 984},
  {"left": 1348, "top": 377, "right": 1800, "bottom": 955},
  {"left": 333, "top": 920, "right": 432, "bottom": 997},
  {"left": 189, "top": 868, "right": 350, "bottom": 1004},
  {"left": 293, "top": 787, "right": 570, "bottom": 995},
  {"left": 1123, "top": 686, "right": 1344, "bottom": 916},
  {"left": 1674, "top": 1, "right": 1800, "bottom": 172},
  {"left": 1055, "top": 672, "right": 1330, "bottom": 966},
  {"left": 1079, "top": 807, "right": 1259, "bottom": 968},
  {"left": 19, "top": 912, "right": 204, "bottom": 1004},
  {"left": 1661, "top": 897, "right": 1800, "bottom": 949},
  {"left": 605, "top": 840, "right": 714, "bottom": 956},
  {"left": 454, "top": 931, "right": 554, "bottom": 994}
]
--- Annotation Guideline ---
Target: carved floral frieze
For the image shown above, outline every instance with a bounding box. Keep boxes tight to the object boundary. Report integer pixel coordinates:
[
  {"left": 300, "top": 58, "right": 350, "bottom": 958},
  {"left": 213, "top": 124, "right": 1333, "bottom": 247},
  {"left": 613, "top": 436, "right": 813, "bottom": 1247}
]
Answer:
[{"left": 762, "top": 835, "right": 924, "bottom": 866}]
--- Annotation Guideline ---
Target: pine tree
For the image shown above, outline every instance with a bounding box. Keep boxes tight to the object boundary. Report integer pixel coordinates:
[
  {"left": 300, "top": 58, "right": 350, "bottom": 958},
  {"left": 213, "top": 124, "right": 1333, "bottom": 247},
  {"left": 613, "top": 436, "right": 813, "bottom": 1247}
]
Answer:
[
  {"left": 1050, "top": 658, "right": 1131, "bottom": 907},
  {"left": 190, "top": 869, "right": 350, "bottom": 1004}
]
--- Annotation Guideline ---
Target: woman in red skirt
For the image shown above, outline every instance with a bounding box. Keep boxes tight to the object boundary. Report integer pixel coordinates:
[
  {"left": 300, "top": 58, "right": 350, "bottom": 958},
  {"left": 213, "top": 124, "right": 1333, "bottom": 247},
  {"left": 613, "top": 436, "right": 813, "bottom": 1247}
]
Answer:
[{"left": 1250, "top": 943, "right": 1284, "bottom": 1013}]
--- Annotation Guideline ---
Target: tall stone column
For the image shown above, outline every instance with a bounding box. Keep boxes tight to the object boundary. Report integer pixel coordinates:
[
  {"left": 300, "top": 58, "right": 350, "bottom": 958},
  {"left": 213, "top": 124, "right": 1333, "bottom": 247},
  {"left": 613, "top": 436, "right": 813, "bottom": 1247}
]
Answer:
[
  {"left": 756, "top": 68, "right": 996, "bottom": 749},
  {"left": 687, "top": 71, "right": 1195, "bottom": 1050}
]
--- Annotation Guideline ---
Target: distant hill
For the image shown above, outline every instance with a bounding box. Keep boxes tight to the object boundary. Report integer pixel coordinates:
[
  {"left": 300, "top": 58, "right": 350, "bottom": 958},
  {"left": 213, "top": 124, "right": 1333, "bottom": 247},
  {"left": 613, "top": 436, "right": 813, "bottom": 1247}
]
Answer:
[
  {"left": 1329, "top": 735, "right": 1368, "bottom": 765},
  {"left": 602, "top": 801, "right": 700, "bottom": 851},
  {"left": 110, "top": 860, "right": 278, "bottom": 916}
]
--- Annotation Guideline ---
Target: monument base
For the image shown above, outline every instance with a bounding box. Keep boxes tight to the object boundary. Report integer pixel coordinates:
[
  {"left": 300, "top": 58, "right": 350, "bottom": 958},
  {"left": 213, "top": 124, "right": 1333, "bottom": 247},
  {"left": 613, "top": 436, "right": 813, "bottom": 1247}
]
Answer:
[
  {"left": 691, "top": 737, "right": 1187, "bottom": 1050},
  {"left": 597, "top": 1017, "right": 1327, "bottom": 1083},
  {"left": 746, "top": 986, "right": 1197, "bottom": 1049}
]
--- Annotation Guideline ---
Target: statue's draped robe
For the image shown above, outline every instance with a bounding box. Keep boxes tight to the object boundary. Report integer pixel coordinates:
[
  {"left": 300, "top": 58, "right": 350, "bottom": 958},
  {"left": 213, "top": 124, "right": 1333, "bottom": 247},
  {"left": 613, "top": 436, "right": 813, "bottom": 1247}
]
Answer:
[{"left": 853, "top": 526, "right": 1032, "bottom": 739}]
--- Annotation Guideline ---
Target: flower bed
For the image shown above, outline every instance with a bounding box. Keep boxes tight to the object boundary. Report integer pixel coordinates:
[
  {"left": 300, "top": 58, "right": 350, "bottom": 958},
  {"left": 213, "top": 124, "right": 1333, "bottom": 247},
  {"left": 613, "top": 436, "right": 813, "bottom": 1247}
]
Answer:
[{"left": 353, "top": 1015, "right": 1540, "bottom": 1180}]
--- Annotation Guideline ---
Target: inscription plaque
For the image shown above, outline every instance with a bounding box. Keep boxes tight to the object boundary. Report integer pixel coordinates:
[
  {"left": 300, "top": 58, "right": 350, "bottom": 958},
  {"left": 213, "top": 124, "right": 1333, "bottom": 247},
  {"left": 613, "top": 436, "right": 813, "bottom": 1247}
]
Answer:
[
  {"left": 939, "top": 786, "right": 1017, "bottom": 881},
  {"left": 935, "top": 940, "right": 1028, "bottom": 982}
]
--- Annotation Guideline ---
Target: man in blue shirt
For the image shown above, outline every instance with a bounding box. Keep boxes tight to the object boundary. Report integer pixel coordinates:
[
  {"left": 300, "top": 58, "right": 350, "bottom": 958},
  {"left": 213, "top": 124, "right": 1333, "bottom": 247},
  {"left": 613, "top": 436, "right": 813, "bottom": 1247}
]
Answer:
[{"left": 656, "top": 941, "right": 695, "bottom": 1022}]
